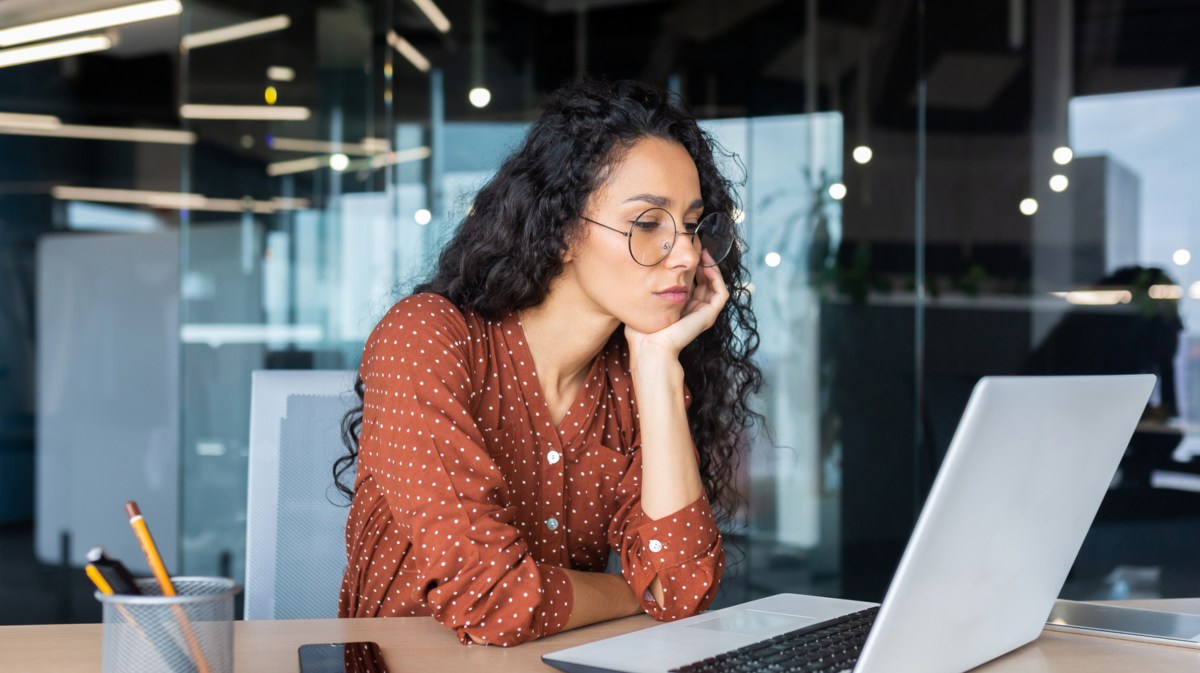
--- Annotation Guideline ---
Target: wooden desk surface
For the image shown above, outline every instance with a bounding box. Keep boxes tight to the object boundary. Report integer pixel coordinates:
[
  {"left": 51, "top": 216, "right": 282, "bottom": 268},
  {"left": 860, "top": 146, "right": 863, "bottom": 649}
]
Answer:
[{"left": 3, "top": 599, "right": 1199, "bottom": 673}]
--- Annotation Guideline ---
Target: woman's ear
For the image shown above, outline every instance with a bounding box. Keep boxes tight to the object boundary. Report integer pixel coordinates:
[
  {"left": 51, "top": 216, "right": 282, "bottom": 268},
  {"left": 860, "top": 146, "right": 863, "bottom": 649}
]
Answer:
[{"left": 560, "top": 225, "right": 582, "bottom": 264}]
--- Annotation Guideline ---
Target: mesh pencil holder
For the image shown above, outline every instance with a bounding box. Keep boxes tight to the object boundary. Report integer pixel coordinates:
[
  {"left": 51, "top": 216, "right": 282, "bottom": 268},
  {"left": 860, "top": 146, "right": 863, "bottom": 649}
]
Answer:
[{"left": 96, "top": 577, "right": 240, "bottom": 673}]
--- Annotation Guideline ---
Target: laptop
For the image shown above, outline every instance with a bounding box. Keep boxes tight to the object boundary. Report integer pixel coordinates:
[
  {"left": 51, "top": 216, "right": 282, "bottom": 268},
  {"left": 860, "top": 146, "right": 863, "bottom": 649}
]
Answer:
[{"left": 543, "top": 375, "right": 1156, "bottom": 673}]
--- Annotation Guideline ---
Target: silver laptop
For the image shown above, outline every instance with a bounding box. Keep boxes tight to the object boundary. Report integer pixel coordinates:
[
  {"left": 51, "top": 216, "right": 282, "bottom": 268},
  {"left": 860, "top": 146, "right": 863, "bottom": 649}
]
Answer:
[{"left": 543, "top": 375, "right": 1156, "bottom": 673}]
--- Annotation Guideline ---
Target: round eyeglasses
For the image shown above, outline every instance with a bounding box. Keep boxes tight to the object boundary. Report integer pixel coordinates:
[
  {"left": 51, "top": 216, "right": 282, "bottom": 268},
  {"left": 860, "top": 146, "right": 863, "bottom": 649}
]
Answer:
[{"left": 581, "top": 207, "right": 734, "bottom": 267}]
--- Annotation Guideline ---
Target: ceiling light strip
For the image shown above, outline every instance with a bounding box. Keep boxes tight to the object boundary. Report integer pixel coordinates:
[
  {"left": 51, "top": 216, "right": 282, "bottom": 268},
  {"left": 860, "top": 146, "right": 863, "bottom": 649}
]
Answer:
[
  {"left": 0, "top": 0, "right": 180, "bottom": 48},
  {"left": 410, "top": 0, "right": 451, "bottom": 33},
  {"left": 268, "top": 136, "right": 389, "bottom": 155},
  {"left": 0, "top": 34, "right": 112, "bottom": 69},
  {"left": 266, "top": 156, "right": 326, "bottom": 177},
  {"left": 387, "top": 31, "right": 430, "bottom": 72},
  {"left": 182, "top": 14, "right": 291, "bottom": 50},
  {"left": 0, "top": 112, "right": 62, "bottom": 129},
  {"left": 179, "top": 104, "right": 310, "bottom": 121},
  {"left": 266, "top": 66, "right": 295, "bottom": 82},
  {"left": 0, "top": 123, "right": 195, "bottom": 144},
  {"left": 52, "top": 185, "right": 309, "bottom": 213}
]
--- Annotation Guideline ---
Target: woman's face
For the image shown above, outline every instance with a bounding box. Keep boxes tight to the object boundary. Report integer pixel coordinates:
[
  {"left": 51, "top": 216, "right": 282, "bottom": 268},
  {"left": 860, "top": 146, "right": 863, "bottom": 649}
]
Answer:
[{"left": 565, "top": 136, "right": 705, "bottom": 333}]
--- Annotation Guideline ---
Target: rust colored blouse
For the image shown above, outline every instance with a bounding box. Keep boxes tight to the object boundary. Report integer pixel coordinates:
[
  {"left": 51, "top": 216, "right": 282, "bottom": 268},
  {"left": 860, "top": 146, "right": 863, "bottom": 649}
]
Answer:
[{"left": 339, "top": 293, "right": 724, "bottom": 646}]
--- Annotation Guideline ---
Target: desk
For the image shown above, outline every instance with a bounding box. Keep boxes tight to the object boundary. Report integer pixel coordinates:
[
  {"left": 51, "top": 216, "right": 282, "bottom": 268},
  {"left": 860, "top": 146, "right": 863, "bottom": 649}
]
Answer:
[{"left": 3, "top": 599, "right": 1199, "bottom": 672}]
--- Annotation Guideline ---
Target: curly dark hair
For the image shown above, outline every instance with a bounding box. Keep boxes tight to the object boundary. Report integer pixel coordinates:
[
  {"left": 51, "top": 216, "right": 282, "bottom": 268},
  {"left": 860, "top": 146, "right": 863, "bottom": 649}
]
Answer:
[{"left": 335, "top": 78, "right": 764, "bottom": 530}]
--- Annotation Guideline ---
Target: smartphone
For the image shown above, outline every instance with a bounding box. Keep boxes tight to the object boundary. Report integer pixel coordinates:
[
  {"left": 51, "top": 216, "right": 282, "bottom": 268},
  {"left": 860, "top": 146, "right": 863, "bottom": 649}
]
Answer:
[
  {"left": 1046, "top": 600, "right": 1200, "bottom": 649},
  {"left": 298, "top": 642, "right": 392, "bottom": 673}
]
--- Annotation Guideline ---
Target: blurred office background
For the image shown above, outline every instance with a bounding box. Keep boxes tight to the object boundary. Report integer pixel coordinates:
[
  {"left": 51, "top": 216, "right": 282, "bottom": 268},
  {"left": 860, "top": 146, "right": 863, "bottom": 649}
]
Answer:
[{"left": 2, "top": 0, "right": 1200, "bottom": 624}]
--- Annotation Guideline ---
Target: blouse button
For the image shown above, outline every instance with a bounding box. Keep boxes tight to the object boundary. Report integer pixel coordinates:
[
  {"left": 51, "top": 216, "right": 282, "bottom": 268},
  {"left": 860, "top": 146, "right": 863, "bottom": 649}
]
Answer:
[
  {"left": 546, "top": 517, "right": 559, "bottom": 531},
  {"left": 547, "top": 450, "right": 561, "bottom": 465},
  {"left": 648, "top": 539, "right": 663, "bottom": 553}
]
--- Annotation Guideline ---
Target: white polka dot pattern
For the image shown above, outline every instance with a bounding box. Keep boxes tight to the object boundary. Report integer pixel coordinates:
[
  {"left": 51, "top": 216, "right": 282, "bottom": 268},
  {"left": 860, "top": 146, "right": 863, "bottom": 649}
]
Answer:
[{"left": 338, "top": 294, "right": 724, "bottom": 646}]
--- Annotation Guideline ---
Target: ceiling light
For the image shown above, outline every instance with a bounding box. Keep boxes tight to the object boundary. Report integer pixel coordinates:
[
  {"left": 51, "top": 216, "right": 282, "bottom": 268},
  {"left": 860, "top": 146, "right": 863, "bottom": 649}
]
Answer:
[
  {"left": 179, "top": 104, "right": 310, "bottom": 121},
  {"left": 828, "top": 183, "right": 847, "bottom": 201},
  {"left": 1048, "top": 174, "right": 1069, "bottom": 192},
  {"left": 1173, "top": 249, "right": 1191, "bottom": 266},
  {"left": 329, "top": 153, "right": 350, "bottom": 172},
  {"left": 1019, "top": 197, "right": 1038, "bottom": 216},
  {"left": 387, "top": 31, "right": 430, "bottom": 73},
  {"left": 266, "top": 66, "right": 294, "bottom": 82},
  {"left": 182, "top": 15, "right": 290, "bottom": 50},
  {"left": 266, "top": 156, "right": 325, "bottom": 177},
  {"left": 1050, "top": 290, "right": 1132, "bottom": 306},
  {"left": 765, "top": 252, "right": 782, "bottom": 268},
  {"left": 269, "top": 146, "right": 430, "bottom": 176},
  {"left": 468, "top": 87, "right": 491, "bottom": 108},
  {"left": 1053, "top": 146, "right": 1073, "bottom": 165},
  {"left": 414, "top": 209, "right": 432, "bottom": 225},
  {"left": 367, "top": 146, "right": 432, "bottom": 169},
  {"left": 852, "top": 146, "right": 873, "bottom": 164},
  {"left": 0, "top": 34, "right": 112, "bottom": 69},
  {"left": 0, "top": 122, "right": 195, "bottom": 144},
  {"left": 52, "top": 185, "right": 308, "bottom": 213},
  {"left": 268, "top": 136, "right": 386, "bottom": 156},
  {"left": 0, "top": 0, "right": 180, "bottom": 48},
  {"left": 0, "top": 112, "right": 61, "bottom": 129},
  {"left": 360, "top": 137, "right": 390, "bottom": 154},
  {"left": 411, "top": 0, "right": 451, "bottom": 33},
  {"left": 1148, "top": 284, "right": 1183, "bottom": 300}
]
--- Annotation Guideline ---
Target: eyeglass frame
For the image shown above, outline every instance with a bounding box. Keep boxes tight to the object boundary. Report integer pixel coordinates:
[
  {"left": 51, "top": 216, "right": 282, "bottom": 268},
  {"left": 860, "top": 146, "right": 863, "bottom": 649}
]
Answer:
[{"left": 579, "top": 207, "right": 731, "bottom": 268}]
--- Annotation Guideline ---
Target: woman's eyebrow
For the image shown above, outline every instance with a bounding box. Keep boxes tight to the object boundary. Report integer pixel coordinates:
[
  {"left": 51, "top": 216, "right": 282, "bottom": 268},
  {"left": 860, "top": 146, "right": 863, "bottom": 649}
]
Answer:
[{"left": 622, "top": 193, "right": 705, "bottom": 210}]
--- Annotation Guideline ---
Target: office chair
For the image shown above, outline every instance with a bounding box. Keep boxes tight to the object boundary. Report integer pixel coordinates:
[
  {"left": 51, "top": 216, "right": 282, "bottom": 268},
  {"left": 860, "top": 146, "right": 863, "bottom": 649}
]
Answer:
[{"left": 245, "top": 370, "right": 358, "bottom": 619}]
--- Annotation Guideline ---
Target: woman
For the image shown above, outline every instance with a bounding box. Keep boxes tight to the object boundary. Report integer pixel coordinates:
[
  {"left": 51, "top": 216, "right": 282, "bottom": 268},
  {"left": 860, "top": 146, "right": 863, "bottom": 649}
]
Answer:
[{"left": 335, "top": 79, "right": 762, "bottom": 647}]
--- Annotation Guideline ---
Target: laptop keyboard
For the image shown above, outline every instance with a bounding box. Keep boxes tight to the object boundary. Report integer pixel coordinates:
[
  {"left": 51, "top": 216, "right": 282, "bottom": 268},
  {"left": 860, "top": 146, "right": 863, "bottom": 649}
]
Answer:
[{"left": 669, "top": 606, "right": 879, "bottom": 673}]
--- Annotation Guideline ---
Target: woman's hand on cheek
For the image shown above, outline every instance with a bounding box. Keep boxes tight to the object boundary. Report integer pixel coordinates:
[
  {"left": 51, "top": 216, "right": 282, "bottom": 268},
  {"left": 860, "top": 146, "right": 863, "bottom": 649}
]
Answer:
[{"left": 624, "top": 250, "right": 729, "bottom": 367}]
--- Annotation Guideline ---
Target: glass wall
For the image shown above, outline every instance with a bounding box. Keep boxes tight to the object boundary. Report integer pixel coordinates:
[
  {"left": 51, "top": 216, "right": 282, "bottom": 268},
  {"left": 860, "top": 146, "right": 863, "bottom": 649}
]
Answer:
[{"left": 3, "top": 0, "right": 1199, "bottom": 625}]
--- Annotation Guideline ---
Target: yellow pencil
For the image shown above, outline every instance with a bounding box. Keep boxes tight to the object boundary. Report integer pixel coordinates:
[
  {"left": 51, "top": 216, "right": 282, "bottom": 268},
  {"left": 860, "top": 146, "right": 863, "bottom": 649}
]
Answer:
[
  {"left": 125, "top": 500, "right": 212, "bottom": 673},
  {"left": 125, "top": 501, "right": 176, "bottom": 595}
]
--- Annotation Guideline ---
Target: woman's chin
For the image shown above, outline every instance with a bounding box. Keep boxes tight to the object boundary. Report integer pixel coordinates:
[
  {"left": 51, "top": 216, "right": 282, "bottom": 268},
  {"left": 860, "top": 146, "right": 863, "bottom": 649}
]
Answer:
[{"left": 625, "top": 309, "right": 683, "bottom": 335}]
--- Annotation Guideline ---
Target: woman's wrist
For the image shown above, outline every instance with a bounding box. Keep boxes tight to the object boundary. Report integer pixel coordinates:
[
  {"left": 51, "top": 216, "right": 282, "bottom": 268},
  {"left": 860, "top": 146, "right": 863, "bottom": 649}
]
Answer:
[{"left": 629, "top": 346, "right": 684, "bottom": 386}]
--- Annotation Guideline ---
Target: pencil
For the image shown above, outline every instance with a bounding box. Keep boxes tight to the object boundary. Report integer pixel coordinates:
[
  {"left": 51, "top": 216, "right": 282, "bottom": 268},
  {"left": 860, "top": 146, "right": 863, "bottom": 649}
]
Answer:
[
  {"left": 125, "top": 501, "right": 176, "bottom": 596},
  {"left": 125, "top": 500, "right": 213, "bottom": 673}
]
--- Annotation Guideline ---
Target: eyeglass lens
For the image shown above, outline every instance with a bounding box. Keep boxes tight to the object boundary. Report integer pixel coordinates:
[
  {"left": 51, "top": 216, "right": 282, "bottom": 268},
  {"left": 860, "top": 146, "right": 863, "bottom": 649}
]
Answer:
[{"left": 629, "top": 208, "right": 734, "bottom": 267}]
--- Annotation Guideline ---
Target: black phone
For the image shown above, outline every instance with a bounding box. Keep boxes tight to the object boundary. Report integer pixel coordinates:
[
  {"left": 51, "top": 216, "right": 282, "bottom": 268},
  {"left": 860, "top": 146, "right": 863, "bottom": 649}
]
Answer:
[{"left": 298, "top": 642, "right": 392, "bottom": 673}]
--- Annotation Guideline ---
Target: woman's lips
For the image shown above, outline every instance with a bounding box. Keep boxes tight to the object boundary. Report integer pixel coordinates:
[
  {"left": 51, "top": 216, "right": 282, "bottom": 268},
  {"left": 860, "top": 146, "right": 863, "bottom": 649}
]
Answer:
[{"left": 654, "top": 286, "right": 690, "bottom": 303}]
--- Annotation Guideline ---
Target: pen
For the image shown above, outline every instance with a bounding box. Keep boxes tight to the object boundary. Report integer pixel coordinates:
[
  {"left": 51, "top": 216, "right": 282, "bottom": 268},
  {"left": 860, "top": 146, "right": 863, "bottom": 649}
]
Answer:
[
  {"left": 86, "top": 546, "right": 142, "bottom": 595},
  {"left": 125, "top": 500, "right": 212, "bottom": 673},
  {"left": 85, "top": 563, "right": 115, "bottom": 595}
]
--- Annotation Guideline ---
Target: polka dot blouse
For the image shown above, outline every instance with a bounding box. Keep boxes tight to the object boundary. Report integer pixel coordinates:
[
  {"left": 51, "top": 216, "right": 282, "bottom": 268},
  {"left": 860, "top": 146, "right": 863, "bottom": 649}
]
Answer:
[{"left": 339, "top": 294, "right": 724, "bottom": 646}]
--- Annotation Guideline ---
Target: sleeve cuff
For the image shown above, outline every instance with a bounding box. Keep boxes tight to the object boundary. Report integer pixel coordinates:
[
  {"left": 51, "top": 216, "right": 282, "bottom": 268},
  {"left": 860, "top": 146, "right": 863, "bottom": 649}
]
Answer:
[
  {"left": 632, "top": 494, "right": 720, "bottom": 574},
  {"left": 536, "top": 563, "right": 574, "bottom": 637}
]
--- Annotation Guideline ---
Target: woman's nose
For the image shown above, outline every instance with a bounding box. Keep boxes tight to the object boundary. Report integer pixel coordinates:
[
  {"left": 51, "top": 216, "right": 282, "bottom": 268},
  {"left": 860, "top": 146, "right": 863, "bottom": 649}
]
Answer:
[{"left": 665, "top": 231, "right": 701, "bottom": 269}]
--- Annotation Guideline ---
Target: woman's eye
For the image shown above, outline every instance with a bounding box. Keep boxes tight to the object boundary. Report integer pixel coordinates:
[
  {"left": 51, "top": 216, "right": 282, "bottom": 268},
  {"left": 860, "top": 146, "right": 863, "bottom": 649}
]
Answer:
[
  {"left": 632, "top": 219, "right": 665, "bottom": 231},
  {"left": 683, "top": 222, "right": 700, "bottom": 233}
]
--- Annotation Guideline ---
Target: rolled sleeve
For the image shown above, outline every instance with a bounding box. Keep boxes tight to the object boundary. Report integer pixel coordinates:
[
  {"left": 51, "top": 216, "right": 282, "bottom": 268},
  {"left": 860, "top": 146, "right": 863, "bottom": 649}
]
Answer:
[
  {"left": 632, "top": 496, "right": 721, "bottom": 575},
  {"left": 608, "top": 451, "right": 724, "bottom": 621}
]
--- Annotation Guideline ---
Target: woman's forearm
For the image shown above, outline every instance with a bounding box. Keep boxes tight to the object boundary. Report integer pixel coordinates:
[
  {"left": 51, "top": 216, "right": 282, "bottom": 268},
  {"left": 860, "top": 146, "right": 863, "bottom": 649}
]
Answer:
[
  {"left": 632, "top": 353, "right": 704, "bottom": 521},
  {"left": 561, "top": 568, "right": 643, "bottom": 631},
  {"left": 630, "top": 351, "right": 706, "bottom": 607}
]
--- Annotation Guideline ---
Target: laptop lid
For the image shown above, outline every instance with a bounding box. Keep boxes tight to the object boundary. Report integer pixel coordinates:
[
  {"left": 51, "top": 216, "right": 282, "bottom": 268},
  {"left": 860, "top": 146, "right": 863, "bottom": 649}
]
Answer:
[{"left": 855, "top": 374, "right": 1155, "bottom": 673}]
